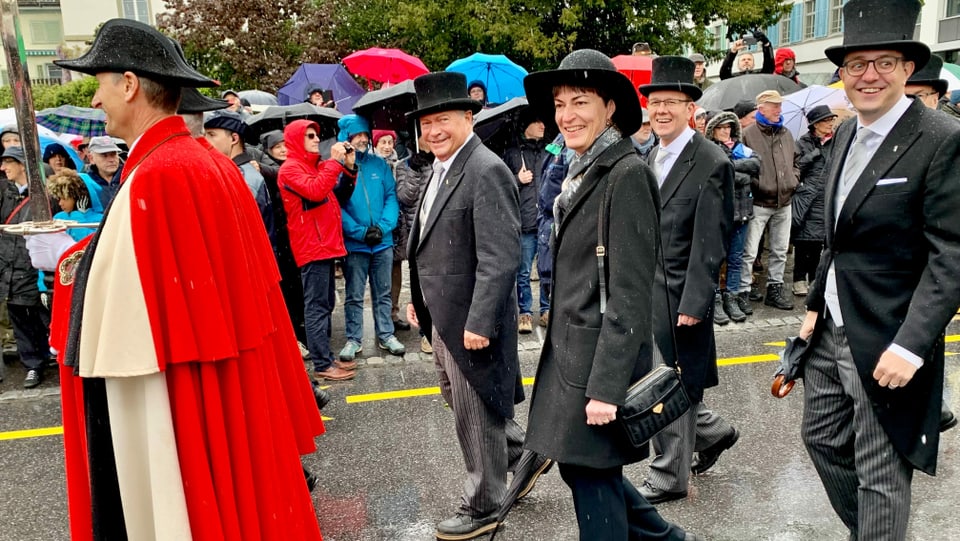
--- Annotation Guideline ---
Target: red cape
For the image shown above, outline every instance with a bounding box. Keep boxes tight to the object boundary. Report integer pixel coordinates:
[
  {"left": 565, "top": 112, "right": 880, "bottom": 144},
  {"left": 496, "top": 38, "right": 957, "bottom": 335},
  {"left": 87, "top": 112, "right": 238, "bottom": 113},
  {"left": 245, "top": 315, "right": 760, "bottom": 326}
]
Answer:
[{"left": 54, "top": 117, "right": 324, "bottom": 540}]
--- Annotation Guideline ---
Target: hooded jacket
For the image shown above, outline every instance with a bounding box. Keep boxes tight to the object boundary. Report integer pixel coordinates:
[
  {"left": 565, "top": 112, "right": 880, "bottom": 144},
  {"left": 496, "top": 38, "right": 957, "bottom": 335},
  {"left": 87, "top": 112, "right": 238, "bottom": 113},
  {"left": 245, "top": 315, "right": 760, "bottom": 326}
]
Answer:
[
  {"left": 706, "top": 111, "right": 758, "bottom": 223},
  {"left": 774, "top": 48, "right": 803, "bottom": 86},
  {"left": 278, "top": 119, "right": 356, "bottom": 266},
  {"left": 340, "top": 148, "right": 399, "bottom": 254}
]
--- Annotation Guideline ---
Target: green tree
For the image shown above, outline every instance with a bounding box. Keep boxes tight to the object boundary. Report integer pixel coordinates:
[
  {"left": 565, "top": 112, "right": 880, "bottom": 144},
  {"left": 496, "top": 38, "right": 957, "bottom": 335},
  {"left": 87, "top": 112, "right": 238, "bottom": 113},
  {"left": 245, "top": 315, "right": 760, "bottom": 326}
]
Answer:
[
  {"left": 0, "top": 76, "right": 99, "bottom": 109},
  {"left": 158, "top": 0, "right": 346, "bottom": 92},
  {"left": 336, "top": 0, "right": 790, "bottom": 71}
]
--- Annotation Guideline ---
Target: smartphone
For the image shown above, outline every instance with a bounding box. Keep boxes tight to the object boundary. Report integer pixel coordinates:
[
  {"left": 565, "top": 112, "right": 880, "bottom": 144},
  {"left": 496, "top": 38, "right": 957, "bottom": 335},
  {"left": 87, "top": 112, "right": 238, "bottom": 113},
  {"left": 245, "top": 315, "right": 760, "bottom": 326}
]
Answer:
[
  {"left": 742, "top": 34, "right": 758, "bottom": 46},
  {"left": 321, "top": 89, "right": 334, "bottom": 106}
]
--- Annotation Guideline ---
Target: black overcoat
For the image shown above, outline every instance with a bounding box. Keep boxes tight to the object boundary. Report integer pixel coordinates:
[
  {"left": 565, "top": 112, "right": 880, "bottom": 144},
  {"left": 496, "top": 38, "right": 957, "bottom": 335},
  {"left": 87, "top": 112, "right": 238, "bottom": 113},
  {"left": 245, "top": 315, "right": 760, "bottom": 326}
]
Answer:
[
  {"left": 807, "top": 99, "right": 960, "bottom": 475},
  {"left": 648, "top": 133, "right": 734, "bottom": 403},
  {"left": 525, "top": 139, "right": 661, "bottom": 469},
  {"left": 407, "top": 135, "right": 524, "bottom": 420}
]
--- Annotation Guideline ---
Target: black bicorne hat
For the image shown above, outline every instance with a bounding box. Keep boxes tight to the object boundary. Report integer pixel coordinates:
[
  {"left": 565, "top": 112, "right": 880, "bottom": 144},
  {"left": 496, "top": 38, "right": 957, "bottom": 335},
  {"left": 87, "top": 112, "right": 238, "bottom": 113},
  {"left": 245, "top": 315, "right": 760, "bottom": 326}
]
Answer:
[
  {"left": 178, "top": 88, "right": 228, "bottom": 114},
  {"left": 407, "top": 72, "right": 483, "bottom": 119},
  {"left": 55, "top": 18, "right": 216, "bottom": 87},
  {"left": 824, "top": 0, "right": 930, "bottom": 69},
  {"left": 907, "top": 54, "right": 948, "bottom": 97},
  {"left": 639, "top": 56, "right": 702, "bottom": 101},
  {"left": 523, "top": 49, "right": 643, "bottom": 135}
]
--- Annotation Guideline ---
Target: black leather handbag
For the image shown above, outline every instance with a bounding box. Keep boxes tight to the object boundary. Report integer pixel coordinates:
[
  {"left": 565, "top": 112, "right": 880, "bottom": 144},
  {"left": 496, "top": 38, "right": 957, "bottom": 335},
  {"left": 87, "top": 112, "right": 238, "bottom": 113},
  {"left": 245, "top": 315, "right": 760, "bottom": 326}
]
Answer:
[
  {"left": 592, "top": 173, "right": 691, "bottom": 448},
  {"left": 619, "top": 365, "right": 691, "bottom": 447}
]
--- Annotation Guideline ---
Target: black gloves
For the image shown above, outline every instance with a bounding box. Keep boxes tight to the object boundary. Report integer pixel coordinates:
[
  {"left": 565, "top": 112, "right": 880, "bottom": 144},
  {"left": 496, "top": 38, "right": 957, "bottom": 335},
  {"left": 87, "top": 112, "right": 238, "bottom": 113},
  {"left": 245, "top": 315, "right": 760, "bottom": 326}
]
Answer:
[
  {"left": 363, "top": 225, "right": 383, "bottom": 246},
  {"left": 754, "top": 30, "right": 770, "bottom": 45}
]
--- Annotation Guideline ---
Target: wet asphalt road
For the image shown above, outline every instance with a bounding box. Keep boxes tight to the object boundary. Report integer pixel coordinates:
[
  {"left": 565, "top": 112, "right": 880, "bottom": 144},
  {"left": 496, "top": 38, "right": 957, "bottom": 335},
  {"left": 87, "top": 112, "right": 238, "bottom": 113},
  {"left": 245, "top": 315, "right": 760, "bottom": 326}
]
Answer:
[{"left": 1, "top": 281, "right": 959, "bottom": 541}]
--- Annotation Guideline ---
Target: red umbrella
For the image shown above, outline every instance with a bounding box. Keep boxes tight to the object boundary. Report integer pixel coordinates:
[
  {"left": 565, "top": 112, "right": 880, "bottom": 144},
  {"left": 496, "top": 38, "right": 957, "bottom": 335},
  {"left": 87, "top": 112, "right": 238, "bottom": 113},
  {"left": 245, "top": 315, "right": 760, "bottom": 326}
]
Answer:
[
  {"left": 611, "top": 55, "right": 653, "bottom": 106},
  {"left": 343, "top": 47, "right": 429, "bottom": 86}
]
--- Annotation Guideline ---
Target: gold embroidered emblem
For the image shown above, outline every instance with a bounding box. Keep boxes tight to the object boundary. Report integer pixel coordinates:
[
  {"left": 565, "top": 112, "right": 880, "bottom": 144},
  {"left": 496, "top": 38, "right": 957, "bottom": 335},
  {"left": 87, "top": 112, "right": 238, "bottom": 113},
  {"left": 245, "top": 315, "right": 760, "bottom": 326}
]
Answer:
[{"left": 58, "top": 250, "right": 85, "bottom": 286}]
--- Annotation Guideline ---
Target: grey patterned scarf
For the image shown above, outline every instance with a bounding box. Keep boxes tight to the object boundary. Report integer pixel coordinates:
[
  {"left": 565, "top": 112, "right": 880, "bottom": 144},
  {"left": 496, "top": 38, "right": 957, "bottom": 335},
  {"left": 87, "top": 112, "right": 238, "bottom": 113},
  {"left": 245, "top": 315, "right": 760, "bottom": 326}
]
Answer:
[{"left": 553, "top": 126, "right": 622, "bottom": 228}]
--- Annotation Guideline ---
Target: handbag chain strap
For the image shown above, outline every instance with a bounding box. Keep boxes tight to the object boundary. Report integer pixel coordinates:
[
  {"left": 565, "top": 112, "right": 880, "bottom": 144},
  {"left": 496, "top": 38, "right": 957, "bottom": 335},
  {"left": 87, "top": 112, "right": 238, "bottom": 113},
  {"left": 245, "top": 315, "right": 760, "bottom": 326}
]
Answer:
[{"left": 596, "top": 167, "right": 681, "bottom": 373}]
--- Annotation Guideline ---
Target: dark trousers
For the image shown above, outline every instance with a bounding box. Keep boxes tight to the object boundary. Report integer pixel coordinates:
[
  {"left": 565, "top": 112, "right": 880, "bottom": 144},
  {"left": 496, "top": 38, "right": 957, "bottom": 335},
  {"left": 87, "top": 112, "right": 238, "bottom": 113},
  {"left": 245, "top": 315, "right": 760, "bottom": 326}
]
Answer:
[
  {"left": 301, "top": 259, "right": 336, "bottom": 372},
  {"left": 792, "top": 240, "right": 822, "bottom": 283},
  {"left": 7, "top": 303, "right": 50, "bottom": 371},
  {"left": 558, "top": 463, "right": 687, "bottom": 541}
]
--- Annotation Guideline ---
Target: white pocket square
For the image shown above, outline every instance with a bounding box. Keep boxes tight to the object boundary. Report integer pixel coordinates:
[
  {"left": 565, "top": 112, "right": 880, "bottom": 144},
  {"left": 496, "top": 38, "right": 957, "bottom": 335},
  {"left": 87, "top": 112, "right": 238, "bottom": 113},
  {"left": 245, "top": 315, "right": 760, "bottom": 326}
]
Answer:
[{"left": 876, "top": 177, "right": 908, "bottom": 186}]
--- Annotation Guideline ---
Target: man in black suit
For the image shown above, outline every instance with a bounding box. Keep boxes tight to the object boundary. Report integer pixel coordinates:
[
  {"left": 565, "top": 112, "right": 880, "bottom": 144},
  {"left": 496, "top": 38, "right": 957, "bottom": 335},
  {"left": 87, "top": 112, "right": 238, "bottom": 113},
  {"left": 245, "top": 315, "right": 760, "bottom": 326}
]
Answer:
[
  {"left": 798, "top": 1, "right": 960, "bottom": 539},
  {"left": 405, "top": 72, "right": 537, "bottom": 541},
  {"left": 636, "top": 57, "right": 738, "bottom": 504}
]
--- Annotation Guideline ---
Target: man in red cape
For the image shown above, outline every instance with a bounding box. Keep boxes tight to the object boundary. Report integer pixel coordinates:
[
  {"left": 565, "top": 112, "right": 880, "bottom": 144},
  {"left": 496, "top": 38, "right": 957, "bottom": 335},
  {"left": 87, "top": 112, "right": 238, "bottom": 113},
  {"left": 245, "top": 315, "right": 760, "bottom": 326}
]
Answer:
[{"left": 26, "top": 18, "right": 325, "bottom": 540}]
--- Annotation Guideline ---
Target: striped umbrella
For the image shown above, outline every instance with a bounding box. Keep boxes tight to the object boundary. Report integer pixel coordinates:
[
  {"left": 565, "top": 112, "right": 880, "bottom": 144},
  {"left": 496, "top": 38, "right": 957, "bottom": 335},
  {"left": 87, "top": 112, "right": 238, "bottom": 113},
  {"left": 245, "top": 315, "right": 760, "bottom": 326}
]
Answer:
[{"left": 35, "top": 105, "right": 107, "bottom": 137}]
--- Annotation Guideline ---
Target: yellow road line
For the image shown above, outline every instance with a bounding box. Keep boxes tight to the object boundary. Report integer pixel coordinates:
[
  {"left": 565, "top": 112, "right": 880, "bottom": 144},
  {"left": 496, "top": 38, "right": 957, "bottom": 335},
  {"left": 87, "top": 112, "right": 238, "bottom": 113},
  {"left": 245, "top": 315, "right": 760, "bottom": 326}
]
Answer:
[
  {"left": 717, "top": 354, "right": 780, "bottom": 366},
  {"left": 768, "top": 334, "right": 960, "bottom": 347},
  {"left": 345, "top": 377, "right": 537, "bottom": 404},
  {"left": 0, "top": 426, "right": 63, "bottom": 441}
]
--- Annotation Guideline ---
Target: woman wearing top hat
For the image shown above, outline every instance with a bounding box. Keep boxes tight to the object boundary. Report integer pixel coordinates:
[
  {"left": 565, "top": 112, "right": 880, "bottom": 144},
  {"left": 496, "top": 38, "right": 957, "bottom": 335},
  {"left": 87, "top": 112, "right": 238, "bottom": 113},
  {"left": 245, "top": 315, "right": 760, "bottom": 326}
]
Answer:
[{"left": 522, "top": 49, "right": 697, "bottom": 541}]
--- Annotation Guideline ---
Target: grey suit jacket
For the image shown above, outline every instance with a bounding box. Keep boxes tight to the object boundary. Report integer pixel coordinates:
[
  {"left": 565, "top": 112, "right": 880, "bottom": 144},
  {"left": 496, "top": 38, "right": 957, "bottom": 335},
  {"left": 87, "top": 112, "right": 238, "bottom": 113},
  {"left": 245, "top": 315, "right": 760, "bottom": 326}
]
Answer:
[{"left": 407, "top": 135, "right": 523, "bottom": 419}]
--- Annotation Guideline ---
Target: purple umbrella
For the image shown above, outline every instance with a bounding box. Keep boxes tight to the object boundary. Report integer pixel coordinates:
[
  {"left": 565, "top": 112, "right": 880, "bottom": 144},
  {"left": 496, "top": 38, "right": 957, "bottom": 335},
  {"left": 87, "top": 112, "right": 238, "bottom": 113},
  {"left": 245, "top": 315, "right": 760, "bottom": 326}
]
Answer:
[{"left": 277, "top": 63, "right": 366, "bottom": 113}]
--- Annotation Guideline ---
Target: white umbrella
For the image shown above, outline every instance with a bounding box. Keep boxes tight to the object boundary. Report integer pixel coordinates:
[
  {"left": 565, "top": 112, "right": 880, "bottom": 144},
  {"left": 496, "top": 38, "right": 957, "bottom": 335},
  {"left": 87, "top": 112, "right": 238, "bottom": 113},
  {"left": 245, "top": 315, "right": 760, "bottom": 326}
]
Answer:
[
  {"left": 781, "top": 85, "right": 850, "bottom": 139},
  {"left": 939, "top": 66, "right": 960, "bottom": 92}
]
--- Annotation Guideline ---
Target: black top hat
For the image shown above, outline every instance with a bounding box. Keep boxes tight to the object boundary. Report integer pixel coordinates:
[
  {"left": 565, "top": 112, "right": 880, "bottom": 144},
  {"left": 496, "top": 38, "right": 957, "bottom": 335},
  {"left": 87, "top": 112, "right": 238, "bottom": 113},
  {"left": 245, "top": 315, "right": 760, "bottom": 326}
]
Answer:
[
  {"left": 639, "top": 56, "right": 702, "bottom": 101},
  {"left": 824, "top": 0, "right": 930, "bottom": 69},
  {"left": 178, "top": 88, "right": 228, "bottom": 114},
  {"left": 907, "top": 54, "right": 948, "bottom": 97},
  {"left": 805, "top": 105, "right": 837, "bottom": 126},
  {"left": 407, "top": 72, "right": 483, "bottom": 119},
  {"left": 523, "top": 49, "right": 643, "bottom": 135},
  {"left": 55, "top": 19, "right": 216, "bottom": 87}
]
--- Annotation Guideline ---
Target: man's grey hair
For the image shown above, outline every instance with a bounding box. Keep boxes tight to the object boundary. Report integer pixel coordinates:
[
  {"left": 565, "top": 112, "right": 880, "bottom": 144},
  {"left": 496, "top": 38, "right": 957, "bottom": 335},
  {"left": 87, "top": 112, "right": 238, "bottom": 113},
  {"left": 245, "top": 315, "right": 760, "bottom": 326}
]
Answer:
[{"left": 180, "top": 113, "right": 204, "bottom": 138}]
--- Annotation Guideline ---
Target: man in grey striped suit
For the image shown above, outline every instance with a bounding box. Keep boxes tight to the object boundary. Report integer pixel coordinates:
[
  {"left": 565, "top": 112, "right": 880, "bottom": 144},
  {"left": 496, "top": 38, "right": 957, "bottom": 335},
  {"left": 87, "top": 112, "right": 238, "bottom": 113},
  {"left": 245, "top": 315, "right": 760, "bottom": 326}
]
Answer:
[
  {"left": 405, "top": 72, "right": 543, "bottom": 541},
  {"left": 799, "top": 1, "right": 960, "bottom": 539}
]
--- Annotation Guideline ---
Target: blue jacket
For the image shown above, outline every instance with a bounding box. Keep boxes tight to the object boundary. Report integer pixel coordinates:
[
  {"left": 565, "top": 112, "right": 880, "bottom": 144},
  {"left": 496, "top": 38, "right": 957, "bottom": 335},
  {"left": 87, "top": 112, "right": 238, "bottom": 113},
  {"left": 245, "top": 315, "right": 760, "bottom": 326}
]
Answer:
[{"left": 341, "top": 149, "right": 399, "bottom": 254}]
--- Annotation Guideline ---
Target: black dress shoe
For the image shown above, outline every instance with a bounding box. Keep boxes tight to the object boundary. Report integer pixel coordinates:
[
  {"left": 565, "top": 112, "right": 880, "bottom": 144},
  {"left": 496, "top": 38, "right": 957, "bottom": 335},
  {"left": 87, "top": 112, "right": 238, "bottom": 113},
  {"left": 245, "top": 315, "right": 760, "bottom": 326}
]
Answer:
[
  {"left": 941, "top": 410, "right": 958, "bottom": 433},
  {"left": 515, "top": 455, "right": 553, "bottom": 500},
  {"left": 638, "top": 480, "right": 687, "bottom": 504},
  {"left": 692, "top": 427, "right": 739, "bottom": 475},
  {"left": 436, "top": 512, "right": 498, "bottom": 540},
  {"left": 312, "top": 381, "right": 331, "bottom": 411}
]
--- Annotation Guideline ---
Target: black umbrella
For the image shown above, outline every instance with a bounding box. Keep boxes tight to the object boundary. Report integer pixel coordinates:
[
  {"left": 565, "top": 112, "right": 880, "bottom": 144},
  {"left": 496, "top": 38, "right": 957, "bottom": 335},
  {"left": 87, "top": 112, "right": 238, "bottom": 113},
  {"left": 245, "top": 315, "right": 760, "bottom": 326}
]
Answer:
[
  {"left": 489, "top": 450, "right": 553, "bottom": 540},
  {"left": 771, "top": 335, "right": 811, "bottom": 398},
  {"left": 244, "top": 103, "right": 342, "bottom": 144},
  {"left": 352, "top": 80, "right": 418, "bottom": 131},
  {"left": 697, "top": 74, "right": 802, "bottom": 112},
  {"left": 473, "top": 97, "right": 536, "bottom": 157}
]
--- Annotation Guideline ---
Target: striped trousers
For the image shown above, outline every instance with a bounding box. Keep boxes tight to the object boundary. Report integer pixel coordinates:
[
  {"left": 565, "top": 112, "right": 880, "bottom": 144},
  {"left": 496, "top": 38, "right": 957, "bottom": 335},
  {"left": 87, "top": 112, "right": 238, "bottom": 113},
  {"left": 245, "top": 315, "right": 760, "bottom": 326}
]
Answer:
[
  {"left": 433, "top": 330, "right": 525, "bottom": 517},
  {"left": 647, "top": 401, "right": 733, "bottom": 492},
  {"left": 802, "top": 318, "right": 913, "bottom": 541}
]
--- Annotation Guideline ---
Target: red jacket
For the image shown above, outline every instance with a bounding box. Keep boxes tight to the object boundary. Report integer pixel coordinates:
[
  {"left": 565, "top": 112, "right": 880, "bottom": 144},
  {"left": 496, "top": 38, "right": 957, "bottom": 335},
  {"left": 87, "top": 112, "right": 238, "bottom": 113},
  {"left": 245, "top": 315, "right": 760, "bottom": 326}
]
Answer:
[{"left": 278, "top": 119, "right": 355, "bottom": 266}]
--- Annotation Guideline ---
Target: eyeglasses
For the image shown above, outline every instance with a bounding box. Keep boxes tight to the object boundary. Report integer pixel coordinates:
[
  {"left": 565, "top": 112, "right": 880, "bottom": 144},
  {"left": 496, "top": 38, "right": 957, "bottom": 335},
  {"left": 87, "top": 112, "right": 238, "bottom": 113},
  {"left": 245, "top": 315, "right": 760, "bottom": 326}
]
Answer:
[
  {"left": 841, "top": 56, "right": 904, "bottom": 77},
  {"left": 647, "top": 99, "right": 692, "bottom": 109},
  {"left": 305, "top": 133, "right": 319, "bottom": 140},
  {"left": 909, "top": 90, "right": 939, "bottom": 100}
]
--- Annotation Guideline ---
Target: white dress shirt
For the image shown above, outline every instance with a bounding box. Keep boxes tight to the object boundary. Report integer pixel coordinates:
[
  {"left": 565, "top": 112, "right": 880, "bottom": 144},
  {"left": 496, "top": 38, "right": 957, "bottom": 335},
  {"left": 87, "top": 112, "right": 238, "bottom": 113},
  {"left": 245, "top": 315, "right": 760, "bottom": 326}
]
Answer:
[
  {"left": 654, "top": 127, "right": 696, "bottom": 187},
  {"left": 824, "top": 95, "right": 922, "bottom": 367}
]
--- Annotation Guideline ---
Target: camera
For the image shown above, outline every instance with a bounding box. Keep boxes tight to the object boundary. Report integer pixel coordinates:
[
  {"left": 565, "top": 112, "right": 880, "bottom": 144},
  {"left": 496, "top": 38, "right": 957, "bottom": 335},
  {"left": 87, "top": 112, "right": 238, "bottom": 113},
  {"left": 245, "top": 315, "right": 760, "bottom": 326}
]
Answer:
[
  {"left": 742, "top": 33, "right": 758, "bottom": 46},
  {"left": 342, "top": 142, "right": 355, "bottom": 153}
]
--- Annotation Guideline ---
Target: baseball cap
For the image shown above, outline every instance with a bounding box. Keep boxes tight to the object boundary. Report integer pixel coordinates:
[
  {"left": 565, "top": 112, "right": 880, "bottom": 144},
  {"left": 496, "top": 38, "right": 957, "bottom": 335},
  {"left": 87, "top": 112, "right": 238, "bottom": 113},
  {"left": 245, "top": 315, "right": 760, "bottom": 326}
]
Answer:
[
  {"left": 87, "top": 136, "right": 122, "bottom": 154},
  {"left": 689, "top": 53, "right": 706, "bottom": 63},
  {"left": 732, "top": 100, "right": 757, "bottom": 119},
  {"left": 755, "top": 90, "right": 784, "bottom": 105}
]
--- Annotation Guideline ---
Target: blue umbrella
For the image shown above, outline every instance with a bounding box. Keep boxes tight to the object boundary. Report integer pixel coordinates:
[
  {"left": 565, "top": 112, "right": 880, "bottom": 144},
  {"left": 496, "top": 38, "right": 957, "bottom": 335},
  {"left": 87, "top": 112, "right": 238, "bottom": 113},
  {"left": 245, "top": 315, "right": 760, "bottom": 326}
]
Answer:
[{"left": 446, "top": 53, "right": 528, "bottom": 105}]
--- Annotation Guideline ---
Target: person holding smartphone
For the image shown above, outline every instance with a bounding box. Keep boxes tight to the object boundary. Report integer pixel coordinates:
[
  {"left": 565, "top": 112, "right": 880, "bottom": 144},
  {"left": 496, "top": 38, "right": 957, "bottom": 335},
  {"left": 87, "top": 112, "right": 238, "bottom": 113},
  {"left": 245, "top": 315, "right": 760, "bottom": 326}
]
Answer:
[{"left": 719, "top": 30, "right": 774, "bottom": 80}]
